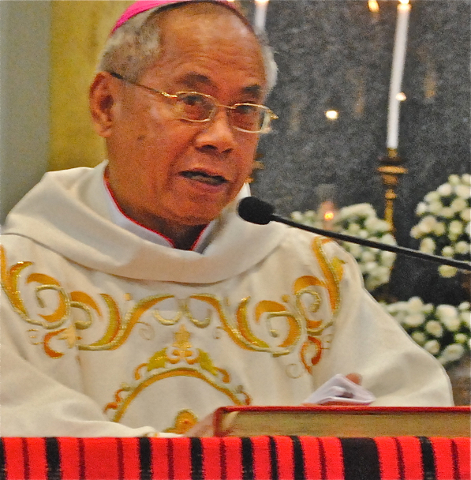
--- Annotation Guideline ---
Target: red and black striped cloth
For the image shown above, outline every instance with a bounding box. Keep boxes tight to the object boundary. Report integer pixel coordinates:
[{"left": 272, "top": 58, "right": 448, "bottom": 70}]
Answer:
[{"left": 1, "top": 436, "right": 469, "bottom": 480}]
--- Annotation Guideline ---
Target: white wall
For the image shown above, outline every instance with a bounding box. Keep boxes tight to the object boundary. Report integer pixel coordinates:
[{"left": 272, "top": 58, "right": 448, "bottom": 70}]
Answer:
[{"left": 0, "top": 1, "right": 51, "bottom": 223}]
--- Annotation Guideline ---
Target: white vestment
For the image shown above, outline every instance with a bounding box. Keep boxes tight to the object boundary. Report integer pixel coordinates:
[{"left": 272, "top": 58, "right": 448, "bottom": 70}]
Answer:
[{"left": 0, "top": 162, "right": 453, "bottom": 437}]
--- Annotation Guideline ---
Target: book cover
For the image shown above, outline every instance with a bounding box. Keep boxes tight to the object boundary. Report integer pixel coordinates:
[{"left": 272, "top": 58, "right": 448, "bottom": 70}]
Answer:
[{"left": 187, "top": 405, "right": 470, "bottom": 437}]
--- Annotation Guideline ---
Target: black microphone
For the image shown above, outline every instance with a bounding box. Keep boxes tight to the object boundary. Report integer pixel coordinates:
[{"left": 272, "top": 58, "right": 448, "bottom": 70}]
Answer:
[{"left": 237, "top": 196, "right": 471, "bottom": 272}]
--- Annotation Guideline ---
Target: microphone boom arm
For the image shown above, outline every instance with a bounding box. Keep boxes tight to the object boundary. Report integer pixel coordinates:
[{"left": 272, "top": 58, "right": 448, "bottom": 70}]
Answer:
[{"left": 272, "top": 214, "right": 471, "bottom": 272}]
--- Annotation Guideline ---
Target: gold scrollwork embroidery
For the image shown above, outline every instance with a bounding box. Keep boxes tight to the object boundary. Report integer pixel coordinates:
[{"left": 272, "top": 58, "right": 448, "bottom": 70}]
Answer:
[
  {"left": 104, "top": 325, "right": 251, "bottom": 422},
  {"left": 2, "top": 240, "right": 346, "bottom": 370},
  {"left": 164, "top": 410, "right": 198, "bottom": 434},
  {"left": 296, "top": 237, "right": 345, "bottom": 373}
]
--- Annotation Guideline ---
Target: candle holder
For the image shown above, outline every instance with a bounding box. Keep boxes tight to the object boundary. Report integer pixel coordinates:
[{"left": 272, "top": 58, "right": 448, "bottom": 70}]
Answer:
[{"left": 377, "top": 148, "right": 407, "bottom": 232}]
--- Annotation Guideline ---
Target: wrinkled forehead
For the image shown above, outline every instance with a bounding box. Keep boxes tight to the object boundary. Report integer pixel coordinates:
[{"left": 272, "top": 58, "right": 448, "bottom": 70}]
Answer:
[{"left": 153, "top": 4, "right": 266, "bottom": 90}]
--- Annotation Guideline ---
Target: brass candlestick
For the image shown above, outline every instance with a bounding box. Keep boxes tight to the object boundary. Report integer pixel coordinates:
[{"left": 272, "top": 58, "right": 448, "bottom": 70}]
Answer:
[{"left": 377, "top": 148, "right": 408, "bottom": 232}]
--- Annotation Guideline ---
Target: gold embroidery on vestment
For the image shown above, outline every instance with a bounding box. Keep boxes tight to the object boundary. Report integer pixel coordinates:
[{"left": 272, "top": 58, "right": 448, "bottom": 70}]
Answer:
[
  {"left": 164, "top": 409, "right": 198, "bottom": 434},
  {"left": 105, "top": 326, "right": 250, "bottom": 422},
  {"left": 1, "top": 242, "right": 345, "bottom": 370}
]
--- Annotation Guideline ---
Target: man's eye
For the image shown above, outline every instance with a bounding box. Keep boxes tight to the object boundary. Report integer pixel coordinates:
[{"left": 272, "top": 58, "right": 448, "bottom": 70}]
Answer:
[
  {"left": 180, "top": 93, "right": 207, "bottom": 106},
  {"left": 235, "top": 104, "right": 258, "bottom": 115}
]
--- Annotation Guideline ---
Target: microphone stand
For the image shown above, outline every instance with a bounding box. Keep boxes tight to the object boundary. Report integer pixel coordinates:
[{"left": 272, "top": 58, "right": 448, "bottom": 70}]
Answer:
[{"left": 271, "top": 214, "right": 471, "bottom": 272}]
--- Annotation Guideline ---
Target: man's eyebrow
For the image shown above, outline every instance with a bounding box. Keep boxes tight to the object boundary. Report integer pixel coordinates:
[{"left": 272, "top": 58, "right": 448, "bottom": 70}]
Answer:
[
  {"left": 177, "top": 72, "right": 264, "bottom": 99},
  {"left": 177, "top": 72, "right": 214, "bottom": 89},
  {"left": 242, "top": 84, "right": 263, "bottom": 99}
]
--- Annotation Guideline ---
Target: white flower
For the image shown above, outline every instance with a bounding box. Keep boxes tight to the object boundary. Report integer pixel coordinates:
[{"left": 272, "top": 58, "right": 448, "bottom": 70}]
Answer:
[
  {"left": 437, "top": 183, "right": 453, "bottom": 196},
  {"left": 291, "top": 211, "right": 303, "bottom": 222},
  {"left": 460, "top": 208, "right": 471, "bottom": 223},
  {"left": 374, "top": 266, "right": 389, "bottom": 282},
  {"left": 455, "top": 333, "right": 468, "bottom": 344},
  {"left": 424, "top": 340, "right": 440, "bottom": 355},
  {"left": 420, "top": 237, "right": 436, "bottom": 254},
  {"left": 448, "top": 220, "right": 464, "bottom": 237},
  {"left": 416, "top": 202, "right": 428, "bottom": 215},
  {"left": 418, "top": 215, "right": 437, "bottom": 234},
  {"left": 347, "top": 243, "right": 362, "bottom": 258},
  {"left": 441, "top": 246, "right": 454, "bottom": 257},
  {"left": 411, "top": 331, "right": 427, "bottom": 345},
  {"left": 459, "top": 311, "right": 470, "bottom": 328},
  {"left": 407, "top": 296, "right": 425, "bottom": 313},
  {"left": 440, "top": 207, "right": 455, "bottom": 219},
  {"left": 423, "top": 303, "right": 434, "bottom": 314},
  {"left": 436, "top": 305, "right": 462, "bottom": 331},
  {"left": 466, "top": 222, "right": 471, "bottom": 236},
  {"left": 364, "top": 216, "right": 385, "bottom": 232},
  {"left": 340, "top": 203, "right": 373, "bottom": 219},
  {"left": 462, "top": 174, "right": 471, "bottom": 185},
  {"left": 448, "top": 174, "right": 461, "bottom": 186},
  {"left": 361, "top": 250, "right": 376, "bottom": 263},
  {"left": 433, "top": 222, "right": 446, "bottom": 236},
  {"left": 442, "top": 316, "right": 461, "bottom": 332},
  {"left": 436, "top": 304, "right": 459, "bottom": 320},
  {"left": 459, "top": 301, "right": 470, "bottom": 311},
  {"left": 441, "top": 343, "right": 465, "bottom": 363},
  {"left": 438, "top": 355, "right": 448, "bottom": 365},
  {"left": 381, "top": 250, "right": 396, "bottom": 267},
  {"left": 438, "top": 265, "right": 458, "bottom": 278},
  {"left": 454, "top": 184, "right": 471, "bottom": 199},
  {"left": 450, "top": 197, "right": 468, "bottom": 212},
  {"left": 404, "top": 313, "right": 426, "bottom": 328},
  {"left": 347, "top": 223, "right": 361, "bottom": 235},
  {"left": 425, "top": 191, "right": 440, "bottom": 202},
  {"left": 428, "top": 201, "right": 443, "bottom": 215},
  {"left": 425, "top": 320, "right": 444, "bottom": 338},
  {"left": 381, "top": 233, "right": 396, "bottom": 245},
  {"left": 330, "top": 203, "right": 395, "bottom": 293},
  {"left": 455, "top": 241, "right": 470, "bottom": 255},
  {"left": 411, "top": 225, "right": 422, "bottom": 239},
  {"left": 363, "top": 261, "right": 376, "bottom": 273}
]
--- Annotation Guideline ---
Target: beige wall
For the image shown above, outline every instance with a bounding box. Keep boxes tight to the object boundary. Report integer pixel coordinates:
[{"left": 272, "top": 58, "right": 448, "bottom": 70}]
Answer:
[
  {"left": 0, "top": 1, "right": 51, "bottom": 222},
  {"left": 49, "top": 1, "right": 132, "bottom": 171}
]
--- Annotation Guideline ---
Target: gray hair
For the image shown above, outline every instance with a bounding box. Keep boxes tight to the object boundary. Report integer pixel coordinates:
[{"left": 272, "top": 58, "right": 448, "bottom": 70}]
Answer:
[{"left": 97, "top": 2, "right": 277, "bottom": 95}]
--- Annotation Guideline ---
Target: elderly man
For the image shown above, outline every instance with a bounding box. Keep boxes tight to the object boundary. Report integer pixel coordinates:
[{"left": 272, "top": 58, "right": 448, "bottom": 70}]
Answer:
[{"left": 1, "top": 0, "right": 452, "bottom": 437}]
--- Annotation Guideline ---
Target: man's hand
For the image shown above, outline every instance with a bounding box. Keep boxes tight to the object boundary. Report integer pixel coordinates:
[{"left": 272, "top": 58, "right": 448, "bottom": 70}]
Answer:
[
  {"left": 345, "top": 373, "right": 362, "bottom": 385},
  {"left": 302, "top": 372, "right": 365, "bottom": 406}
]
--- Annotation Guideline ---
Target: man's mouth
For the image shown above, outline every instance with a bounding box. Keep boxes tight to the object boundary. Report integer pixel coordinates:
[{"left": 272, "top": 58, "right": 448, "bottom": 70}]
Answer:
[{"left": 181, "top": 171, "right": 227, "bottom": 186}]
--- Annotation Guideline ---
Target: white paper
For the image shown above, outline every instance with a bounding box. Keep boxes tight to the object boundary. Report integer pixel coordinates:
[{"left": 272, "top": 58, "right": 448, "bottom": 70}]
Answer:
[{"left": 303, "top": 374, "right": 376, "bottom": 405}]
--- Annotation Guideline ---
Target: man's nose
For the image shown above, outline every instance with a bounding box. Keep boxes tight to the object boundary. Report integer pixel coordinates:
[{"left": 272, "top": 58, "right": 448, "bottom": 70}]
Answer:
[{"left": 194, "top": 109, "right": 238, "bottom": 154}]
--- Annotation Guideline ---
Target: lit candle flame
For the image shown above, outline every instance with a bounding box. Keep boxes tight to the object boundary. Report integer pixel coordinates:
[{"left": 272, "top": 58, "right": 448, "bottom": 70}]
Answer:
[
  {"left": 368, "top": 0, "right": 379, "bottom": 13},
  {"left": 324, "top": 211, "right": 335, "bottom": 221},
  {"left": 325, "top": 110, "right": 339, "bottom": 120}
]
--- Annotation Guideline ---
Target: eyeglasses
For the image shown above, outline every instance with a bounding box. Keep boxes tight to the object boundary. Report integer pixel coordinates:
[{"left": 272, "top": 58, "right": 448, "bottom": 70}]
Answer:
[{"left": 110, "top": 71, "right": 277, "bottom": 134}]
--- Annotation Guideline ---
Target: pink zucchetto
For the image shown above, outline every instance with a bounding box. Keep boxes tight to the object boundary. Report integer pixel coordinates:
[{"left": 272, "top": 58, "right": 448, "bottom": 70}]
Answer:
[{"left": 111, "top": 0, "right": 237, "bottom": 33}]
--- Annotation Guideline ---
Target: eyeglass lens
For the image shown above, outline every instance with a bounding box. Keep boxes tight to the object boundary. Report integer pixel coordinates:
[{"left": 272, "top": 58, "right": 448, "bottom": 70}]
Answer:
[{"left": 175, "top": 93, "right": 266, "bottom": 132}]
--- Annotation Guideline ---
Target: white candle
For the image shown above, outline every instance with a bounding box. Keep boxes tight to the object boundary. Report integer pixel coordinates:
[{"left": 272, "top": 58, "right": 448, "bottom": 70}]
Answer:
[
  {"left": 387, "top": 0, "right": 411, "bottom": 150},
  {"left": 254, "top": 0, "right": 269, "bottom": 34}
]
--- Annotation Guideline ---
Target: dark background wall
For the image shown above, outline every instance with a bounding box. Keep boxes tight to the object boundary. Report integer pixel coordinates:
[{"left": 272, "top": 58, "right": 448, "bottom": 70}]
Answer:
[{"left": 247, "top": 0, "right": 470, "bottom": 305}]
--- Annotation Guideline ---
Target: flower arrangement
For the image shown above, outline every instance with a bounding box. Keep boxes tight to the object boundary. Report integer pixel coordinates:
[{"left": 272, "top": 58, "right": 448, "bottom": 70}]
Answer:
[
  {"left": 382, "top": 297, "right": 471, "bottom": 367},
  {"left": 411, "top": 174, "right": 471, "bottom": 278},
  {"left": 291, "top": 203, "right": 397, "bottom": 292}
]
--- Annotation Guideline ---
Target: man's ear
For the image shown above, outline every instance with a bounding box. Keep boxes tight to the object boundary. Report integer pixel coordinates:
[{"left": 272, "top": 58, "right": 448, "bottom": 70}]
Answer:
[{"left": 89, "top": 72, "right": 117, "bottom": 138}]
